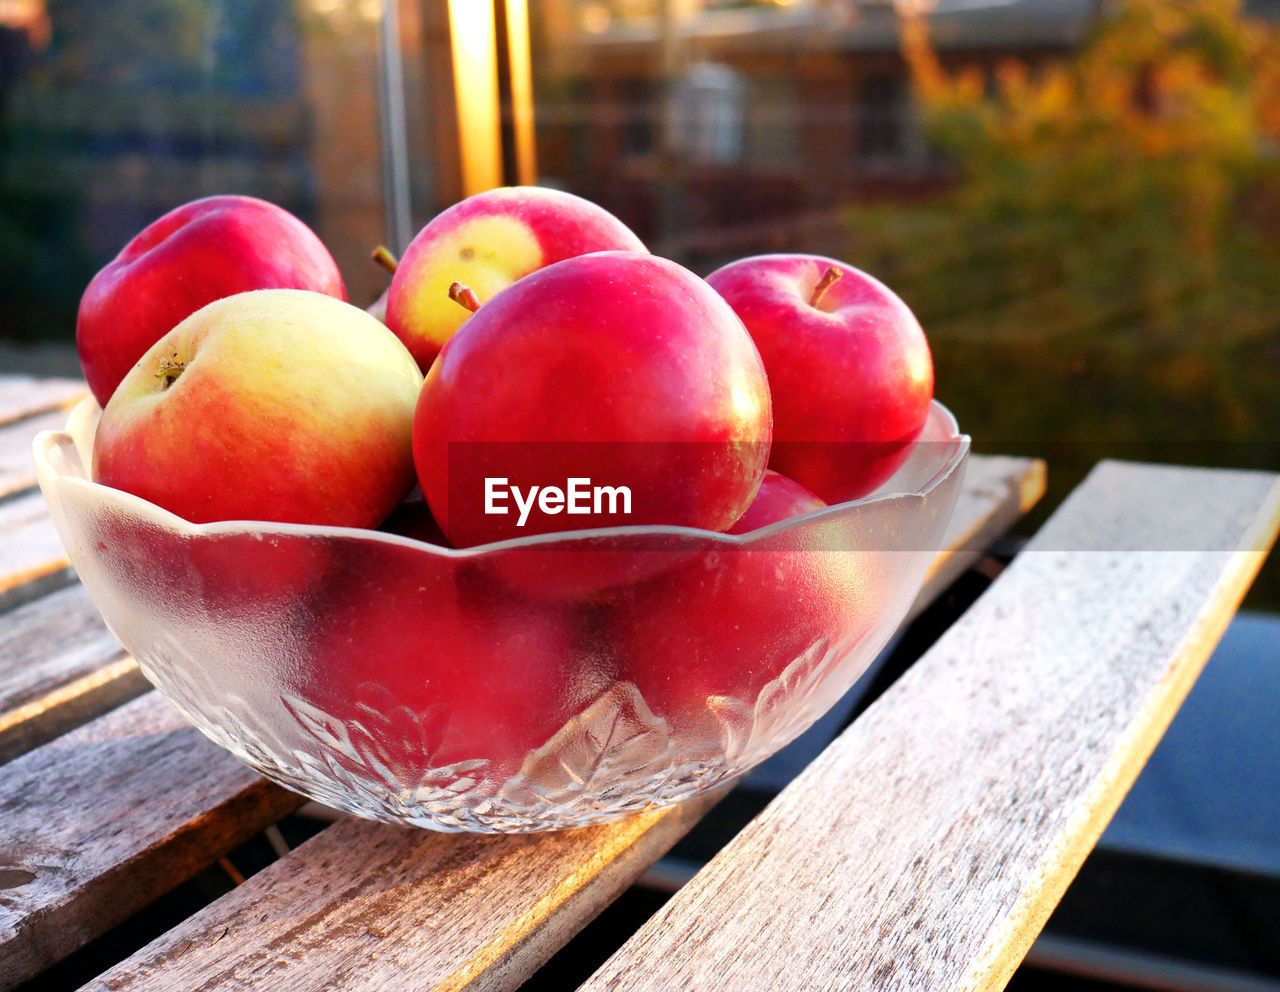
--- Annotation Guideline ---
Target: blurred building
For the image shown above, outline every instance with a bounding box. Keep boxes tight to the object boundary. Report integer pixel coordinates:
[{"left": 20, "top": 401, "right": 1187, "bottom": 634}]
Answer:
[
  {"left": 0, "top": 0, "right": 393, "bottom": 337},
  {"left": 529, "top": 0, "right": 1102, "bottom": 247}
]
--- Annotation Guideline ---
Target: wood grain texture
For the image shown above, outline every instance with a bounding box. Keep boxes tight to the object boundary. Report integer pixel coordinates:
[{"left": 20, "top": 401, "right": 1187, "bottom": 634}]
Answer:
[
  {"left": 0, "top": 407, "right": 66, "bottom": 501},
  {"left": 79, "top": 791, "right": 723, "bottom": 992},
  {"left": 0, "top": 490, "right": 70, "bottom": 610},
  {"left": 51, "top": 454, "right": 1047, "bottom": 992},
  {"left": 0, "top": 583, "right": 144, "bottom": 765},
  {"left": 579, "top": 461, "right": 1280, "bottom": 992},
  {"left": 0, "top": 693, "right": 304, "bottom": 989},
  {"left": 0, "top": 376, "right": 86, "bottom": 428}
]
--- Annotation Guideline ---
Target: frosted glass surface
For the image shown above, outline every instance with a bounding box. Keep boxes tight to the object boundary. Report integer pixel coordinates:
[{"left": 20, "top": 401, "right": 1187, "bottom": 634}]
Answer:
[{"left": 34, "top": 398, "right": 968, "bottom": 832}]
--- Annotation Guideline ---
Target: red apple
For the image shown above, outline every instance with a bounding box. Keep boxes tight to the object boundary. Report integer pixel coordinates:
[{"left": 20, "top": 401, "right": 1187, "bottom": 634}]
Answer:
[
  {"left": 613, "top": 517, "right": 871, "bottom": 751},
  {"left": 386, "top": 186, "right": 647, "bottom": 369},
  {"left": 706, "top": 254, "right": 933, "bottom": 504},
  {"left": 480, "top": 532, "right": 700, "bottom": 606},
  {"left": 727, "top": 469, "right": 826, "bottom": 534},
  {"left": 77, "top": 195, "right": 347, "bottom": 406},
  {"left": 291, "top": 540, "right": 600, "bottom": 786},
  {"left": 413, "top": 251, "right": 773, "bottom": 548},
  {"left": 93, "top": 289, "right": 423, "bottom": 528}
]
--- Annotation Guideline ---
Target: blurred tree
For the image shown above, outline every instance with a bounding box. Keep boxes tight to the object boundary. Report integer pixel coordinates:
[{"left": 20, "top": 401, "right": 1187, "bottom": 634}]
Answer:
[
  {"left": 844, "top": 0, "right": 1280, "bottom": 601},
  {"left": 909, "top": 0, "right": 1276, "bottom": 263},
  {"left": 845, "top": 0, "right": 1280, "bottom": 443}
]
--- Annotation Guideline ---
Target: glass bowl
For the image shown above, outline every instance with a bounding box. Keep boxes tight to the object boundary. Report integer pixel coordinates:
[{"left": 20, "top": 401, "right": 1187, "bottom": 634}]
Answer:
[{"left": 34, "top": 398, "right": 968, "bottom": 833}]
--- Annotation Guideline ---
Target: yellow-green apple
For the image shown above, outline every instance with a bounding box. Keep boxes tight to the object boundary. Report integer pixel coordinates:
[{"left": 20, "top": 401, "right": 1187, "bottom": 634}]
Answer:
[
  {"left": 706, "top": 254, "right": 933, "bottom": 504},
  {"left": 386, "top": 186, "right": 647, "bottom": 370},
  {"left": 413, "top": 251, "right": 772, "bottom": 548},
  {"left": 727, "top": 469, "right": 826, "bottom": 534},
  {"left": 93, "top": 289, "right": 422, "bottom": 528},
  {"left": 77, "top": 195, "right": 347, "bottom": 406}
]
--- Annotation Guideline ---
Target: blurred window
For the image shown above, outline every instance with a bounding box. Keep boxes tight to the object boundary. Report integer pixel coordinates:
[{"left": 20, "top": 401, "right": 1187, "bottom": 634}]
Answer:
[
  {"left": 0, "top": 0, "right": 441, "bottom": 339},
  {"left": 666, "top": 62, "right": 744, "bottom": 165},
  {"left": 857, "top": 72, "right": 904, "bottom": 163}
]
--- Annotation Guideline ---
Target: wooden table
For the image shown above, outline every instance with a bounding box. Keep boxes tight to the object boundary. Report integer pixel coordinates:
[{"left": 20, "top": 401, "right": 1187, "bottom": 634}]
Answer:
[{"left": 1, "top": 372, "right": 1276, "bottom": 991}]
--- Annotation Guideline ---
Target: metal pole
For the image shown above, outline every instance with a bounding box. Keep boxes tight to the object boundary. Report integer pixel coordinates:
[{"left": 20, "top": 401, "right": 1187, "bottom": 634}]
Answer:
[{"left": 378, "top": 0, "right": 414, "bottom": 252}]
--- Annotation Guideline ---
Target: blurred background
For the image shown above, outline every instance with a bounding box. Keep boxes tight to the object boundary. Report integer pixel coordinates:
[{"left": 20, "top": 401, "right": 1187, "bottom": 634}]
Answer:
[{"left": 2, "top": 1, "right": 1277, "bottom": 989}]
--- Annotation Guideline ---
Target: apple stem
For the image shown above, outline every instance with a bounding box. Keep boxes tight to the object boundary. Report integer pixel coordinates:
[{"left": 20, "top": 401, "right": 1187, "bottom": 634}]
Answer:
[
  {"left": 449, "top": 281, "right": 481, "bottom": 313},
  {"left": 371, "top": 245, "right": 399, "bottom": 274},
  {"left": 156, "top": 356, "right": 185, "bottom": 390},
  {"left": 809, "top": 266, "right": 843, "bottom": 308}
]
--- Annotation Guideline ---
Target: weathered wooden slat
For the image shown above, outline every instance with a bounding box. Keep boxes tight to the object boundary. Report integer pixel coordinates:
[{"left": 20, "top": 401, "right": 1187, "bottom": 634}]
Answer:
[
  {"left": 68, "top": 455, "right": 1045, "bottom": 992},
  {"left": 0, "top": 375, "right": 86, "bottom": 428},
  {"left": 0, "top": 583, "right": 144, "bottom": 765},
  {"left": 76, "top": 791, "right": 722, "bottom": 992},
  {"left": 0, "top": 407, "right": 68, "bottom": 501},
  {"left": 0, "top": 490, "right": 71, "bottom": 610},
  {"left": 911, "top": 453, "right": 1045, "bottom": 619},
  {"left": 578, "top": 462, "right": 1280, "bottom": 992},
  {"left": 0, "top": 693, "right": 305, "bottom": 989}
]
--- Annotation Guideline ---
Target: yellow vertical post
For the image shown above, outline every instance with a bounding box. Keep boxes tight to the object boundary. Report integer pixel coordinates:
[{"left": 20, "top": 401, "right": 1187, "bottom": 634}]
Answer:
[
  {"left": 503, "top": 0, "right": 538, "bottom": 186},
  {"left": 446, "top": 0, "right": 503, "bottom": 195}
]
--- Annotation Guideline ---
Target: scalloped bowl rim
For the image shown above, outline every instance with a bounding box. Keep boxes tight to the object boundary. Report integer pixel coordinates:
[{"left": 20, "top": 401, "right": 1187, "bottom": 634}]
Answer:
[{"left": 33, "top": 395, "right": 970, "bottom": 556}]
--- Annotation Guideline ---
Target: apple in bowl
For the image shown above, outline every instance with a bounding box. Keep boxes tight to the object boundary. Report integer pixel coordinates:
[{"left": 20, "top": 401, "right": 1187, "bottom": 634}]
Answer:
[
  {"left": 93, "top": 289, "right": 423, "bottom": 529},
  {"left": 77, "top": 195, "right": 347, "bottom": 407},
  {"left": 612, "top": 477, "right": 864, "bottom": 754},
  {"left": 707, "top": 254, "right": 934, "bottom": 504},
  {"left": 290, "top": 539, "right": 594, "bottom": 789},
  {"left": 728, "top": 469, "right": 826, "bottom": 534},
  {"left": 386, "top": 186, "right": 647, "bottom": 370},
  {"left": 414, "top": 251, "right": 773, "bottom": 549}
]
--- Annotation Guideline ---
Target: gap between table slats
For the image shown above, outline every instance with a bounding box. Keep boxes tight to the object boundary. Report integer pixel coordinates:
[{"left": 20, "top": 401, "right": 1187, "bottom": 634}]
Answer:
[
  {"left": 18, "top": 456, "right": 1044, "bottom": 992},
  {"left": 75, "top": 790, "right": 723, "bottom": 992},
  {"left": 0, "top": 490, "right": 75, "bottom": 610},
  {"left": 0, "top": 694, "right": 305, "bottom": 989},
  {"left": 0, "top": 583, "right": 143, "bottom": 765},
  {"left": 911, "top": 453, "right": 1045, "bottom": 622},
  {"left": 576, "top": 461, "right": 1280, "bottom": 992},
  {"left": 0, "top": 407, "right": 68, "bottom": 503}
]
